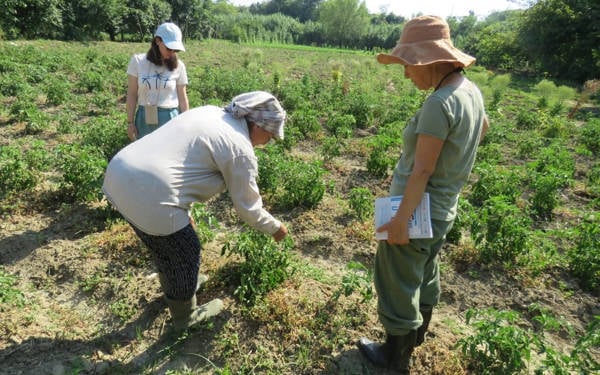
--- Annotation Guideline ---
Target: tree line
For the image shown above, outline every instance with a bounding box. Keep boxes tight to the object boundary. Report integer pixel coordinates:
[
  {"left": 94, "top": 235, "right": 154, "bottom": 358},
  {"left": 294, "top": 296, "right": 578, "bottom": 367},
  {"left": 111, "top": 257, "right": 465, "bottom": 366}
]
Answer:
[{"left": 1, "top": 0, "right": 598, "bottom": 83}]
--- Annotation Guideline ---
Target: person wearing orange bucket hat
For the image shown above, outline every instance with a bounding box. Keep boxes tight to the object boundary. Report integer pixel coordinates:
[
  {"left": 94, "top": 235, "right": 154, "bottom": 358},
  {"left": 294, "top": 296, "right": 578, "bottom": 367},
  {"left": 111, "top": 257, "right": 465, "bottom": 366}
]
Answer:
[{"left": 357, "top": 15, "right": 489, "bottom": 373}]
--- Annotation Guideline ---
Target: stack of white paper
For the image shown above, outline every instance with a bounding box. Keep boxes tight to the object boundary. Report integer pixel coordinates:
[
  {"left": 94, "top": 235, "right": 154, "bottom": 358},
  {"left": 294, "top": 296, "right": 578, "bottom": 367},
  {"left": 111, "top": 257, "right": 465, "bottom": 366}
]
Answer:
[{"left": 374, "top": 193, "right": 433, "bottom": 240}]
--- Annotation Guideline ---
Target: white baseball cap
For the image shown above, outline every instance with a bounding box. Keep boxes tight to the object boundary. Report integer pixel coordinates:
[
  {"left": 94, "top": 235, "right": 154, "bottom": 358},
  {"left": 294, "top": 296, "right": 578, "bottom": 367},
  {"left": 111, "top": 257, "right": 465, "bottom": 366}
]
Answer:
[{"left": 155, "top": 22, "right": 185, "bottom": 52}]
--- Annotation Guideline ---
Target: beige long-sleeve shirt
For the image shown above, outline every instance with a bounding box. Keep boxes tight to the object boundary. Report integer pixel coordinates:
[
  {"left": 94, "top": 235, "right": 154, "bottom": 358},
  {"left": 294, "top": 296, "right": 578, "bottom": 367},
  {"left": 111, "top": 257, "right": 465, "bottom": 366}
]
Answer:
[{"left": 102, "top": 105, "right": 281, "bottom": 236}]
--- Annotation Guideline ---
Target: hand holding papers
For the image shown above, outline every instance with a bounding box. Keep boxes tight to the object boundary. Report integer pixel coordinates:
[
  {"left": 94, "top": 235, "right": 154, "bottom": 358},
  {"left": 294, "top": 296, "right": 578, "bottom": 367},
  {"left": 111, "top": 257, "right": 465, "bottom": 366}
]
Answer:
[{"left": 375, "top": 193, "right": 433, "bottom": 240}]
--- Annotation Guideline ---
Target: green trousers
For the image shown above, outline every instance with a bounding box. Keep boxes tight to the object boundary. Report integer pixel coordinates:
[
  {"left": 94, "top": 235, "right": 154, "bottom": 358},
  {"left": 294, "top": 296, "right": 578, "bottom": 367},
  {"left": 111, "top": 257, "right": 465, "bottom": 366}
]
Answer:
[{"left": 374, "top": 218, "right": 453, "bottom": 336}]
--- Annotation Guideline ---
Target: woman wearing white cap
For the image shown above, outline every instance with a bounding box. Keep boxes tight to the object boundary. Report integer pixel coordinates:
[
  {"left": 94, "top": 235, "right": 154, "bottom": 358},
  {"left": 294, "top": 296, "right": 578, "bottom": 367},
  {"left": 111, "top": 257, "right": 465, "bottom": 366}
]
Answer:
[
  {"left": 126, "top": 22, "right": 189, "bottom": 141},
  {"left": 103, "top": 91, "right": 288, "bottom": 331},
  {"left": 357, "top": 16, "right": 489, "bottom": 373}
]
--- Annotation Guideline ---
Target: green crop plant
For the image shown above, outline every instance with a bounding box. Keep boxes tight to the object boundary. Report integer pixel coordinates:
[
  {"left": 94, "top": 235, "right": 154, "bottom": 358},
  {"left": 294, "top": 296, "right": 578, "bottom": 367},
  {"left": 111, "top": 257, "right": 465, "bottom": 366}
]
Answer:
[
  {"left": 366, "top": 132, "right": 400, "bottom": 178},
  {"left": 278, "top": 159, "right": 326, "bottom": 209},
  {"left": 459, "top": 308, "right": 535, "bottom": 375},
  {"left": 44, "top": 76, "right": 72, "bottom": 106},
  {"left": 0, "top": 145, "right": 38, "bottom": 199},
  {"left": 326, "top": 113, "right": 355, "bottom": 139},
  {"left": 348, "top": 187, "right": 374, "bottom": 222},
  {"left": 471, "top": 196, "right": 532, "bottom": 264},
  {"left": 320, "top": 136, "right": 344, "bottom": 162},
  {"left": 190, "top": 202, "right": 221, "bottom": 244},
  {"left": 567, "top": 216, "right": 600, "bottom": 290},
  {"left": 54, "top": 144, "right": 107, "bottom": 202},
  {"left": 469, "top": 163, "right": 523, "bottom": 206},
  {"left": 579, "top": 118, "right": 600, "bottom": 156},
  {"left": 109, "top": 297, "right": 136, "bottom": 322},
  {"left": 528, "top": 142, "right": 574, "bottom": 189},
  {"left": 446, "top": 198, "right": 475, "bottom": 245},
  {"left": 79, "top": 117, "right": 129, "bottom": 161},
  {"left": 258, "top": 146, "right": 326, "bottom": 210},
  {"left": 221, "top": 229, "right": 295, "bottom": 306},
  {"left": 332, "top": 261, "right": 373, "bottom": 304},
  {"left": 0, "top": 267, "right": 26, "bottom": 308},
  {"left": 529, "top": 173, "right": 562, "bottom": 220}
]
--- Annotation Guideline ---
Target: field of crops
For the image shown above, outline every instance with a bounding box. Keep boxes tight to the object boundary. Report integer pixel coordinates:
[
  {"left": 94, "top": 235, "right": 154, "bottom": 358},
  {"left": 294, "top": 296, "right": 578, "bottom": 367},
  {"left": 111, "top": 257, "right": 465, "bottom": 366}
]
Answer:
[{"left": 1, "top": 39, "right": 598, "bottom": 374}]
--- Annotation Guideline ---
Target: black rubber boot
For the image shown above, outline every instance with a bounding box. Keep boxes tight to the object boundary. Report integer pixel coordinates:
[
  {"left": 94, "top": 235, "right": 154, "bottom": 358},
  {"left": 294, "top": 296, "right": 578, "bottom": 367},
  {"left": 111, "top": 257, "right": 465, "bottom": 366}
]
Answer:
[
  {"left": 358, "top": 330, "right": 417, "bottom": 374},
  {"left": 416, "top": 304, "right": 433, "bottom": 346}
]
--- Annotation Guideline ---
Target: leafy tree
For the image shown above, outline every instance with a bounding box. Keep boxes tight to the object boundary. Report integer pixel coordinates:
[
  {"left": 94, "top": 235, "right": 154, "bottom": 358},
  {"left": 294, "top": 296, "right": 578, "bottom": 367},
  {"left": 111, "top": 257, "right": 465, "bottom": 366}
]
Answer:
[
  {"left": 123, "top": 0, "right": 172, "bottom": 42},
  {"left": 318, "top": 0, "right": 369, "bottom": 47},
  {"left": 251, "top": 0, "right": 322, "bottom": 22},
  {"left": 470, "top": 12, "right": 524, "bottom": 71},
  {"left": 62, "top": 0, "right": 128, "bottom": 41},
  {"left": 519, "top": 0, "right": 600, "bottom": 82},
  {"left": 0, "top": 0, "right": 62, "bottom": 39}
]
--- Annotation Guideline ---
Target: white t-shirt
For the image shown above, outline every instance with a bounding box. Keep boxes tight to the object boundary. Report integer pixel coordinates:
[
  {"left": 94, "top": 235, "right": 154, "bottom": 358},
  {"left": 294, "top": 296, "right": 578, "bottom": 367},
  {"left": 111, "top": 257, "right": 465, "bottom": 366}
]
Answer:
[
  {"left": 127, "top": 53, "right": 188, "bottom": 108},
  {"left": 102, "top": 106, "right": 281, "bottom": 236}
]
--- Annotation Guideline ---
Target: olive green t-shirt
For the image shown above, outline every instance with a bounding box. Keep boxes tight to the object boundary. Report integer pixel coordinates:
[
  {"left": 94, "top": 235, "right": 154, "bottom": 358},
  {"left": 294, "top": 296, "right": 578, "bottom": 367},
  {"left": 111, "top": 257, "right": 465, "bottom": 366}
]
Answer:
[{"left": 390, "top": 80, "right": 486, "bottom": 221}]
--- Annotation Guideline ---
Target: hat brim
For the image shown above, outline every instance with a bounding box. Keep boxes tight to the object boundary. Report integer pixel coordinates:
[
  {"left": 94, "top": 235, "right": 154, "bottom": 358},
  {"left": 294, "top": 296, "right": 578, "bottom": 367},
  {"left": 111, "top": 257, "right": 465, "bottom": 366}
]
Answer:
[
  {"left": 377, "top": 40, "right": 475, "bottom": 68},
  {"left": 164, "top": 40, "right": 185, "bottom": 52}
]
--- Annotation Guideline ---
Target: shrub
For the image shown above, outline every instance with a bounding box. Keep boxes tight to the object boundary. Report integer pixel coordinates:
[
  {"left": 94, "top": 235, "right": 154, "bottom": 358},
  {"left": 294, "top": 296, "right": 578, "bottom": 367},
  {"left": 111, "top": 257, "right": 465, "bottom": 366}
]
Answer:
[{"left": 221, "top": 229, "right": 294, "bottom": 306}]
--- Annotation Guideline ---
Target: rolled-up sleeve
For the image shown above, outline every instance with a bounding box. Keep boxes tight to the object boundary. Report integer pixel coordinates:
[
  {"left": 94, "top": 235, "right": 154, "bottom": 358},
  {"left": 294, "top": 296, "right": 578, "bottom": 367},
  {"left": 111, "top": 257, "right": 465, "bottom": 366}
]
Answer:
[{"left": 220, "top": 155, "right": 281, "bottom": 235}]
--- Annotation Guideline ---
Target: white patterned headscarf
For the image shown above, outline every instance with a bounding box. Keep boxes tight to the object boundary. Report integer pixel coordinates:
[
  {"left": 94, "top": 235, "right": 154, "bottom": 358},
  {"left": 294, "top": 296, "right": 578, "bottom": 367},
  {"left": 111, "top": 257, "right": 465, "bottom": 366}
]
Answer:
[{"left": 225, "top": 91, "right": 286, "bottom": 140}]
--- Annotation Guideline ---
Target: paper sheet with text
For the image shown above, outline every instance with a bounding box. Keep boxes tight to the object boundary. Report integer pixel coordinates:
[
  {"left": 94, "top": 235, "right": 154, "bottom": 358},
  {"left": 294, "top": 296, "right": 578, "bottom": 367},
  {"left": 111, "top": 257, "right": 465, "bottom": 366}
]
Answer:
[{"left": 374, "top": 193, "right": 433, "bottom": 240}]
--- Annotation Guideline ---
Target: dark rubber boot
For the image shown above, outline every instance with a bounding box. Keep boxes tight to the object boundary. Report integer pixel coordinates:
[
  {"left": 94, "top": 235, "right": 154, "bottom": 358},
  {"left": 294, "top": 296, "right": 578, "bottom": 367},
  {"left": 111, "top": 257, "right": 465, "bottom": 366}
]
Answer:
[
  {"left": 165, "top": 294, "right": 223, "bottom": 331},
  {"left": 358, "top": 330, "right": 417, "bottom": 374},
  {"left": 416, "top": 305, "right": 433, "bottom": 346}
]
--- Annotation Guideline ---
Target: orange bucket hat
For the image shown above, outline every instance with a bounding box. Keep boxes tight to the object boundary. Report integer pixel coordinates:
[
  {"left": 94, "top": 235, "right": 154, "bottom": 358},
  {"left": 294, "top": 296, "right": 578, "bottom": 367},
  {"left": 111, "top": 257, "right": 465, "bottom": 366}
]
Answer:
[{"left": 377, "top": 15, "right": 475, "bottom": 68}]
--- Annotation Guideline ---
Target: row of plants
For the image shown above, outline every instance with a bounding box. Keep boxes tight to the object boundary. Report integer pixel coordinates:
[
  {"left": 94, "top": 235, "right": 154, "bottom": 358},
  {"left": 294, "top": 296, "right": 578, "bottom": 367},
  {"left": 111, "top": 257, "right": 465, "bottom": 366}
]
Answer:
[{"left": 1, "top": 39, "right": 598, "bottom": 373}]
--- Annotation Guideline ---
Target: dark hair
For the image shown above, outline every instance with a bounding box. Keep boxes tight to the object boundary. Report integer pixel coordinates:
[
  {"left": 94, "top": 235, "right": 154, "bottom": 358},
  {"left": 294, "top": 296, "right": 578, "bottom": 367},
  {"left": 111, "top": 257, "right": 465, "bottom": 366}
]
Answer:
[{"left": 146, "top": 38, "right": 179, "bottom": 71}]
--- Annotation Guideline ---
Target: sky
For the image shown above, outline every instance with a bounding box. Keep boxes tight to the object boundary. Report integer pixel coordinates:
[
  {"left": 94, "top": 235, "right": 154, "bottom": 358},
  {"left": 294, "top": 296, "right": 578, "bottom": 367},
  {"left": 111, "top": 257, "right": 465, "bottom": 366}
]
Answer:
[{"left": 227, "top": 0, "right": 528, "bottom": 19}]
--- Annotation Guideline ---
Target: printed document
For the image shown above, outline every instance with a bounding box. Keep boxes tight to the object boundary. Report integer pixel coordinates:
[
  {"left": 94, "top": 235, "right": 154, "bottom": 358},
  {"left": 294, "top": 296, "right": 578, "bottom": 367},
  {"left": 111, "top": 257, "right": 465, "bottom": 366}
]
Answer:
[{"left": 375, "top": 193, "right": 433, "bottom": 240}]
